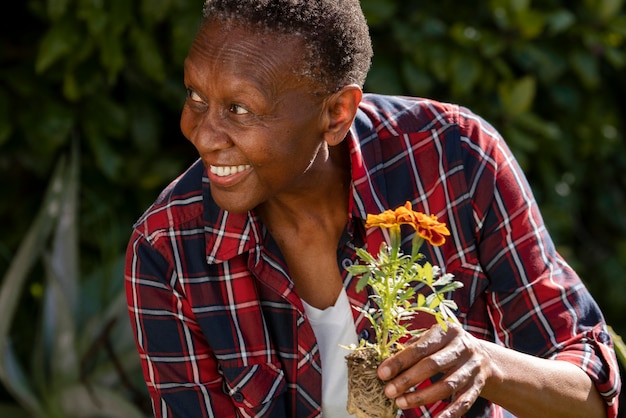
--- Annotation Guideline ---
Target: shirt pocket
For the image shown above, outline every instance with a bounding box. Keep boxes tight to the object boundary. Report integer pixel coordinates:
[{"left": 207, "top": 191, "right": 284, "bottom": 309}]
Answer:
[{"left": 220, "top": 362, "right": 287, "bottom": 417}]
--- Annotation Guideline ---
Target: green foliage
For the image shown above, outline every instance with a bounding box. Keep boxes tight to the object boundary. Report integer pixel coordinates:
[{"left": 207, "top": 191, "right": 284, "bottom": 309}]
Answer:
[
  {"left": 0, "top": 0, "right": 625, "bottom": 413},
  {"left": 0, "top": 150, "right": 148, "bottom": 417},
  {"left": 348, "top": 221, "right": 463, "bottom": 361}
]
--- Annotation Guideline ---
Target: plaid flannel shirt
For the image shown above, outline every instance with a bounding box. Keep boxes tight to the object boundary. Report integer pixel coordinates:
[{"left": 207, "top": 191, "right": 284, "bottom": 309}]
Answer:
[{"left": 125, "top": 94, "right": 620, "bottom": 417}]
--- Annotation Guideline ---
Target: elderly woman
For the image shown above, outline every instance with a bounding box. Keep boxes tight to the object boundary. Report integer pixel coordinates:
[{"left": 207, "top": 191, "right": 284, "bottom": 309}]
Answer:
[{"left": 125, "top": 1, "right": 620, "bottom": 417}]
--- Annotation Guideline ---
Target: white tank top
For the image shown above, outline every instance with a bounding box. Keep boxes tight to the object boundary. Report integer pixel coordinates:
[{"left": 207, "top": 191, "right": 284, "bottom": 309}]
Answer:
[{"left": 302, "top": 288, "right": 359, "bottom": 417}]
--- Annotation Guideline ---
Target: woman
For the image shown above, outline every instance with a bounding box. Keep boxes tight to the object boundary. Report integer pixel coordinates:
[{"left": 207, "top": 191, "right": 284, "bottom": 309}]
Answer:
[{"left": 125, "top": 1, "right": 620, "bottom": 416}]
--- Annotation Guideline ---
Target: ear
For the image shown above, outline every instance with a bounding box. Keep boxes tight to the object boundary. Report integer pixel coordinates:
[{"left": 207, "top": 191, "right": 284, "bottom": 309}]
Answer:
[{"left": 322, "top": 85, "right": 363, "bottom": 146}]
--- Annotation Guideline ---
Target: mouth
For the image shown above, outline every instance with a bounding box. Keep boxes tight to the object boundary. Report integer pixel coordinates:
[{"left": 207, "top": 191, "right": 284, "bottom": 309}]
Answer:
[{"left": 209, "top": 164, "right": 251, "bottom": 177}]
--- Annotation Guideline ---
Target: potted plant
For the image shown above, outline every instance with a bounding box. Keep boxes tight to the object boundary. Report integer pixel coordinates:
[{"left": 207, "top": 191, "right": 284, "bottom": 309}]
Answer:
[{"left": 344, "top": 201, "right": 463, "bottom": 418}]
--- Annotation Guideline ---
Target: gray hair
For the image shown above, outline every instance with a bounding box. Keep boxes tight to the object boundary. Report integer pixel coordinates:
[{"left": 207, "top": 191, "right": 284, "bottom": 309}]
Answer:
[{"left": 202, "top": 0, "right": 373, "bottom": 92}]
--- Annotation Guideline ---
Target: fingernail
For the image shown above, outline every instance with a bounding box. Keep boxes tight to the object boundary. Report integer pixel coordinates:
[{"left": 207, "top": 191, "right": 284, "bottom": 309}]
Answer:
[
  {"left": 379, "top": 365, "right": 391, "bottom": 380},
  {"left": 395, "top": 396, "right": 408, "bottom": 409},
  {"left": 385, "top": 383, "right": 397, "bottom": 398}
]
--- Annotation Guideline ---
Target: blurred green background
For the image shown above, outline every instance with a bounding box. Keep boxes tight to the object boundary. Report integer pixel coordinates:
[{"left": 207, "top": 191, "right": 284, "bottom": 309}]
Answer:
[{"left": 1, "top": 0, "right": 624, "bottom": 416}]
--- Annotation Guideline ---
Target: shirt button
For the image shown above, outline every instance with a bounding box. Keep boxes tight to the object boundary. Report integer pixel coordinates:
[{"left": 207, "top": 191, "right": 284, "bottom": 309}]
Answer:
[
  {"left": 342, "top": 258, "right": 353, "bottom": 269},
  {"left": 232, "top": 392, "right": 244, "bottom": 403},
  {"left": 359, "top": 329, "right": 370, "bottom": 341},
  {"left": 598, "top": 331, "right": 611, "bottom": 344}
]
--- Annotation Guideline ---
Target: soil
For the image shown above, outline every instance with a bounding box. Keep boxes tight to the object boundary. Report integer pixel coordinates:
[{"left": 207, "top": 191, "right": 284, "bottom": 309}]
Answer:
[{"left": 345, "top": 347, "right": 398, "bottom": 418}]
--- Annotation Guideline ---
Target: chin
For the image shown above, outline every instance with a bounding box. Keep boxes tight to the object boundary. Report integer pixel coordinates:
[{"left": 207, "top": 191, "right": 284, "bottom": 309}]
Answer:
[{"left": 211, "top": 190, "right": 259, "bottom": 214}]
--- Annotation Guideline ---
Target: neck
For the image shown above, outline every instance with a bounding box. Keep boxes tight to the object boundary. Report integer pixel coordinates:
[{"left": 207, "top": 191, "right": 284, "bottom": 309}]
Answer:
[{"left": 257, "top": 141, "right": 351, "bottom": 231}]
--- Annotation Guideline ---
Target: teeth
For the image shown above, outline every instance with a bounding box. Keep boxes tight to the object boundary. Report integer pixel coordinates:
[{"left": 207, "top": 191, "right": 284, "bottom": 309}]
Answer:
[{"left": 210, "top": 165, "right": 251, "bottom": 177}]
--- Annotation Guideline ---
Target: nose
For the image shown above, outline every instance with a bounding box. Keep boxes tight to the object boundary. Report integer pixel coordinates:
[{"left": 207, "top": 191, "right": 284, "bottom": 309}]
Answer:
[{"left": 181, "top": 107, "right": 232, "bottom": 153}]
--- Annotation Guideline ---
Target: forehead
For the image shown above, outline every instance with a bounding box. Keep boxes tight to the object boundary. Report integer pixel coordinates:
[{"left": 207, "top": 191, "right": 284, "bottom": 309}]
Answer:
[{"left": 185, "top": 19, "right": 309, "bottom": 90}]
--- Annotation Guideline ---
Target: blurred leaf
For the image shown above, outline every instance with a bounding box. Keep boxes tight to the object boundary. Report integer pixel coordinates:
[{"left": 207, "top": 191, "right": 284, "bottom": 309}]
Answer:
[
  {"left": 401, "top": 60, "right": 433, "bottom": 95},
  {"left": 44, "top": 147, "right": 80, "bottom": 386},
  {"left": 35, "top": 18, "right": 81, "bottom": 73},
  {"left": 0, "top": 343, "right": 42, "bottom": 417},
  {"left": 361, "top": 0, "right": 398, "bottom": 27},
  {"left": 76, "top": 0, "right": 107, "bottom": 36},
  {"left": 141, "top": 0, "right": 174, "bottom": 24},
  {"left": 19, "top": 98, "right": 74, "bottom": 153},
  {"left": 585, "top": 0, "right": 624, "bottom": 22},
  {"left": 170, "top": 12, "right": 202, "bottom": 63},
  {"left": 57, "top": 384, "right": 146, "bottom": 418},
  {"left": 449, "top": 52, "right": 481, "bottom": 97},
  {"left": 498, "top": 76, "right": 536, "bottom": 116},
  {"left": 0, "top": 91, "right": 12, "bottom": 145},
  {"left": 109, "top": 0, "right": 133, "bottom": 35},
  {"left": 366, "top": 58, "right": 404, "bottom": 95},
  {"left": 130, "top": 99, "right": 161, "bottom": 154},
  {"left": 0, "top": 403, "right": 31, "bottom": 418},
  {"left": 0, "top": 159, "right": 68, "bottom": 415},
  {"left": 546, "top": 9, "right": 576, "bottom": 35},
  {"left": 609, "top": 326, "right": 626, "bottom": 367},
  {"left": 99, "top": 32, "right": 125, "bottom": 83},
  {"left": 515, "top": 9, "right": 546, "bottom": 39},
  {"left": 569, "top": 50, "right": 600, "bottom": 89},
  {"left": 47, "top": 0, "right": 71, "bottom": 21},
  {"left": 509, "top": 0, "right": 531, "bottom": 12},
  {"left": 130, "top": 27, "right": 166, "bottom": 82},
  {"left": 84, "top": 123, "right": 123, "bottom": 180},
  {"left": 478, "top": 31, "right": 507, "bottom": 58}
]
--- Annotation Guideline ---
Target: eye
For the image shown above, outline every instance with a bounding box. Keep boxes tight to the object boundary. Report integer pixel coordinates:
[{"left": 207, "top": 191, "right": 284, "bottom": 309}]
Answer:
[
  {"left": 229, "top": 104, "right": 250, "bottom": 115},
  {"left": 186, "top": 88, "right": 203, "bottom": 103}
]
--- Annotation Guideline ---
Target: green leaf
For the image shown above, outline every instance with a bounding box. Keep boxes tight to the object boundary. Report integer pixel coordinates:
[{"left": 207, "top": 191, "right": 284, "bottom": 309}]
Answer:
[
  {"left": 0, "top": 159, "right": 68, "bottom": 415},
  {"left": 35, "top": 19, "right": 81, "bottom": 73},
  {"left": 19, "top": 98, "right": 74, "bottom": 153},
  {"left": 355, "top": 273, "right": 371, "bottom": 293},
  {"left": 608, "top": 326, "right": 626, "bottom": 367},
  {"left": 498, "top": 76, "right": 536, "bottom": 116},
  {"left": 569, "top": 50, "right": 600, "bottom": 89},
  {"left": 449, "top": 53, "right": 482, "bottom": 97},
  {"left": 546, "top": 9, "right": 576, "bottom": 35},
  {"left": 47, "top": 0, "right": 71, "bottom": 20},
  {"left": 515, "top": 10, "right": 545, "bottom": 39},
  {"left": 585, "top": 0, "right": 624, "bottom": 22},
  {"left": 436, "top": 314, "right": 449, "bottom": 331},
  {"left": 0, "top": 343, "right": 42, "bottom": 416},
  {"left": 99, "top": 33, "right": 125, "bottom": 83},
  {"left": 141, "top": 0, "right": 174, "bottom": 24},
  {"left": 76, "top": 0, "right": 107, "bottom": 36},
  {"left": 43, "top": 148, "right": 80, "bottom": 386},
  {"left": 437, "top": 282, "right": 464, "bottom": 294},
  {"left": 130, "top": 27, "right": 166, "bottom": 82}
]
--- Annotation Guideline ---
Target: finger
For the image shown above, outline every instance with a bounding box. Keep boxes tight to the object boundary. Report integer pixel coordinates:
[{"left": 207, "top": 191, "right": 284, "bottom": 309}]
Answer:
[
  {"left": 383, "top": 328, "right": 467, "bottom": 398},
  {"left": 437, "top": 383, "right": 483, "bottom": 418},
  {"left": 379, "top": 323, "right": 461, "bottom": 381},
  {"left": 393, "top": 360, "right": 482, "bottom": 412}
]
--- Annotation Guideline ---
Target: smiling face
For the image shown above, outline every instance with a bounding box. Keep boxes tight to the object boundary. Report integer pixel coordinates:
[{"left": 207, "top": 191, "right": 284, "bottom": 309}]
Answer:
[{"left": 180, "top": 19, "right": 334, "bottom": 213}]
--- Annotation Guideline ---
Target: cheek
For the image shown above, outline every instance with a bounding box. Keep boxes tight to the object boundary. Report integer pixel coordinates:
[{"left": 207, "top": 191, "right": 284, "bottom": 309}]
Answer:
[{"left": 180, "top": 108, "right": 193, "bottom": 140}]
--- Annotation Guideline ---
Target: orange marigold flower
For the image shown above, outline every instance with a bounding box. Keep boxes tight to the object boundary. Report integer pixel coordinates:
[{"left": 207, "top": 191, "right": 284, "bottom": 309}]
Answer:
[
  {"left": 365, "top": 209, "right": 398, "bottom": 229},
  {"left": 365, "top": 201, "right": 450, "bottom": 246},
  {"left": 414, "top": 212, "right": 450, "bottom": 246}
]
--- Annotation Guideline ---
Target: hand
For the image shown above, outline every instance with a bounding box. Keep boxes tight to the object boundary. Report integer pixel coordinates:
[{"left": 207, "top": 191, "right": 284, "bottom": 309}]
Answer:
[{"left": 377, "top": 323, "right": 497, "bottom": 418}]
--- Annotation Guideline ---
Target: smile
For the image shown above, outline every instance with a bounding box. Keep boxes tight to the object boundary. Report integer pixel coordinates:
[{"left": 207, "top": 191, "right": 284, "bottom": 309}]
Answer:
[{"left": 210, "top": 165, "right": 251, "bottom": 177}]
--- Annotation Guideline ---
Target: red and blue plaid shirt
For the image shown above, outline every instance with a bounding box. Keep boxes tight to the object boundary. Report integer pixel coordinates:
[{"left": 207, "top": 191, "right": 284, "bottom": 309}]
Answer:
[{"left": 125, "top": 94, "right": 620, "bottom": 417}]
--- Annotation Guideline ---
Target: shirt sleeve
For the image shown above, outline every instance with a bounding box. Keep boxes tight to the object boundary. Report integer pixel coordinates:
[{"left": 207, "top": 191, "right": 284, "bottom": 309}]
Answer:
[
  {"left": 125, "top": 230, "right": 238, "bottom": 418},
  {"left": 462, "top": 111, "right": 621, "bottom": 417}
]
